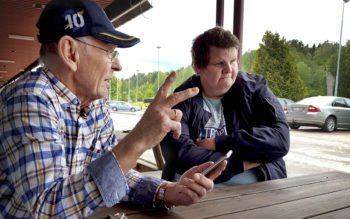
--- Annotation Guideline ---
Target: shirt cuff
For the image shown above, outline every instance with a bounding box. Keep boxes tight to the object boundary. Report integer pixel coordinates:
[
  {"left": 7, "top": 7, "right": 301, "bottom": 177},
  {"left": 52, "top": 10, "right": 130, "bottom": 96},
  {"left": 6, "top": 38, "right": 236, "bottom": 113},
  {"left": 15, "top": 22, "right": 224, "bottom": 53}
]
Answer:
[{"left": 87, "top": 151, "right": 128, "bottom": 207}]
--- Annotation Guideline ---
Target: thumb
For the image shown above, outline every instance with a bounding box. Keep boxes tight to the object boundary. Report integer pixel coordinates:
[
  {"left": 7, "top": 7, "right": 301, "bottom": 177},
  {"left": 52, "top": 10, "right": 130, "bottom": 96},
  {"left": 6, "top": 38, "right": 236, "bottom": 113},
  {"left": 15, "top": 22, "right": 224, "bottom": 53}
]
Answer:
[{"left": 183, "top": 161, "right": 214, "bottom": 176}]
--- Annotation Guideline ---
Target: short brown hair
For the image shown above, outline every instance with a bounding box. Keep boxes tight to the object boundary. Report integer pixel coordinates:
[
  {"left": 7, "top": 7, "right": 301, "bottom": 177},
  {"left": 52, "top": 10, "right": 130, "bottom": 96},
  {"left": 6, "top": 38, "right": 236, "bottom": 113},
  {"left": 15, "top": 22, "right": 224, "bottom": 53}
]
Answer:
[{"left": 191, "top": 26, "right": 240, "bottom": 68}]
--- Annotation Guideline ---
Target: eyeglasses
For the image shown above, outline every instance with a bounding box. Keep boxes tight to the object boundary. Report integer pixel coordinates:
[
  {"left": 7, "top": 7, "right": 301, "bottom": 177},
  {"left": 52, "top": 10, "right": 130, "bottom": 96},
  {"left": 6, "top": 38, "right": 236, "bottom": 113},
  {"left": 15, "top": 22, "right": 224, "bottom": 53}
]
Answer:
[{"left": 75, "top": 39, "right": 119, "bottom": 62}]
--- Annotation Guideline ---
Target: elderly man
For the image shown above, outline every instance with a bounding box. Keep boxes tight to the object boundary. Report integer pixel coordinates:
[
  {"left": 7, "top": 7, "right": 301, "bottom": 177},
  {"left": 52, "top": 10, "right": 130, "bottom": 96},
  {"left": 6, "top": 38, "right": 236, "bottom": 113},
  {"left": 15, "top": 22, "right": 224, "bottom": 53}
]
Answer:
[{"left": 0, "top": 0, "right": 226, "bottom": 218}]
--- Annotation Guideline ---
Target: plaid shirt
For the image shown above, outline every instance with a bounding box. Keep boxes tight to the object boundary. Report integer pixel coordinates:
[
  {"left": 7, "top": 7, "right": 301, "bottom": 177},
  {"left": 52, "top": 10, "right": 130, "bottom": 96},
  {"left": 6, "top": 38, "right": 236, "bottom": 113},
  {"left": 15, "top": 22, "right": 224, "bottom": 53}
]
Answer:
[{"left": 0, "top": 69, "right": 161, "bottom": 218}]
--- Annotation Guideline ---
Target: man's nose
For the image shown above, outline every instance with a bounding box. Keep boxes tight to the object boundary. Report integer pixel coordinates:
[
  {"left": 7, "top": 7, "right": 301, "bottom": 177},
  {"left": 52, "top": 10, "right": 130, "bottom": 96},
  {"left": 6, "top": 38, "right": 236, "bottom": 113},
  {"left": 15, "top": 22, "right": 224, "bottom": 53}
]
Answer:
[
  {"left": 223, "top": 62, "right": 232, "bottom": 73},
  {"left": 111, "top": 58, "right": 122, "bottom": 71}
]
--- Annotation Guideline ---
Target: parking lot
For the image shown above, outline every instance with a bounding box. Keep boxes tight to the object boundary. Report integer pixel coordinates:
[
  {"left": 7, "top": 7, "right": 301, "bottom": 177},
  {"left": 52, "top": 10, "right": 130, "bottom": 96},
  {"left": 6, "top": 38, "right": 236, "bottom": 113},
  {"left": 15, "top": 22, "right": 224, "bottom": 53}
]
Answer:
[
  {"left": 110, "top": 112, "right": 350, "bottom": 178},
  {"left": 285, "top": 127, "right": 350, "bottom": 177}
]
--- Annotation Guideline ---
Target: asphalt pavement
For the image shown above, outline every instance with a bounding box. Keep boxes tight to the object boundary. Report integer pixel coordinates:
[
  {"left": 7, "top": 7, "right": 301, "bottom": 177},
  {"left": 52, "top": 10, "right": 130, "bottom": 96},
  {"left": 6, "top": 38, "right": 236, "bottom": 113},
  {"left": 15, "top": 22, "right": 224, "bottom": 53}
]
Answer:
[
  {"left": 285, "top": 127, "right": 350, "bottom": 177},
  {"left": 110, "top": 112, "right": 350, "bottom": 178}
]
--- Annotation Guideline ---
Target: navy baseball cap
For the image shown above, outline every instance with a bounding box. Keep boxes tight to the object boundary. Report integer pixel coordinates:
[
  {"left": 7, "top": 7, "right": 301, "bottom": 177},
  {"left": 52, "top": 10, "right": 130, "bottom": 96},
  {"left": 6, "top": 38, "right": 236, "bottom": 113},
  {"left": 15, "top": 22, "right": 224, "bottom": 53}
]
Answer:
[{"left": 36, "top": 0, "right": 140, "bottom": 48}]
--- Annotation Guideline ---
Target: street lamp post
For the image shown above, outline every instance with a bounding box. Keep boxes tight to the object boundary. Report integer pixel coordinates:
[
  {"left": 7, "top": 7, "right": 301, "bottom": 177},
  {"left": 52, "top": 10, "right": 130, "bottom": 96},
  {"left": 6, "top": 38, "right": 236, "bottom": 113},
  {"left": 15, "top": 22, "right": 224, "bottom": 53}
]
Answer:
[
  {"left": 335, "top": 0, "right": 349, "bottom": 96},
  {"left": 156, "top": 46, "right": 161, "bottom": 91}
]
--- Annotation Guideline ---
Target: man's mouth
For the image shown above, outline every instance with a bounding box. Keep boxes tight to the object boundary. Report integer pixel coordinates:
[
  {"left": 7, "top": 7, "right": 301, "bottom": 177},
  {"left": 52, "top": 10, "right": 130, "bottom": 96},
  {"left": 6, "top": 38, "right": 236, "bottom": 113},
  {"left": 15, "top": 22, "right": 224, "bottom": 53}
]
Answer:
[{"left": 221, "top": 74, "right": 232, "bottom": 79}]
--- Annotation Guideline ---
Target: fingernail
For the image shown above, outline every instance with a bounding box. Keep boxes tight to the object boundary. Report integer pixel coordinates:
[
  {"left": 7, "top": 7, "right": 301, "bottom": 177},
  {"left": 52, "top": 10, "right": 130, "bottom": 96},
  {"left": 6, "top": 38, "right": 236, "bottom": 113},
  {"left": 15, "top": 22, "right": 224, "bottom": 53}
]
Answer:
[
  {"left": 191, "top": 87, "right": 199, "bottom": 93},
  {"left": 194, "top": 173, "right": 200, "bottom": 180}
]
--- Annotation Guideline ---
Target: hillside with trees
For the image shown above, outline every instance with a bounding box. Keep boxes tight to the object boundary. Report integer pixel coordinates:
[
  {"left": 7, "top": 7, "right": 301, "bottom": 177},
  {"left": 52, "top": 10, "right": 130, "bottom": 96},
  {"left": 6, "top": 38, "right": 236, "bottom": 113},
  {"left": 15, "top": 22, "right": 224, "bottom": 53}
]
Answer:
[
  {"left": 108, "top": 66, "right": 195, "bottom": 103},
  {"left": 243, "top": 31, "right": 350, "bottom": 100},
  {"left": 109, "top": 31, "right": 350, "bottom": 103}
]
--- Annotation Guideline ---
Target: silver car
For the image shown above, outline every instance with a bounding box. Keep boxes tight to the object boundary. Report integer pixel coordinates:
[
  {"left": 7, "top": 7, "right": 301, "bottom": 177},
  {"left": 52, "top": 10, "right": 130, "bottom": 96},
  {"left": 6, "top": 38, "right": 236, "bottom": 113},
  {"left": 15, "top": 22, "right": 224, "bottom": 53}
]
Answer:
[
  {"left": 277, "top": 98, "right": 295, "bottom": 113},
  {"left": 108, "top": 101, "right": 140, "bottom": 112},
  {"left": 286, "top": 96, "right": 350, "bottom": 132}
]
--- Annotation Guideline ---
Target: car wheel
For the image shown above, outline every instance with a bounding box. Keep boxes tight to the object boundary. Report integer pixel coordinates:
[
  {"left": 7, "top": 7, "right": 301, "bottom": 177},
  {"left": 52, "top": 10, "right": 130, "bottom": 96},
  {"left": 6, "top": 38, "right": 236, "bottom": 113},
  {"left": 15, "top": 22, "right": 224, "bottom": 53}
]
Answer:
[
  {"left": 290, "top": 124, "right": 300, "bottom": 130},
  {"left": 130, "top": 107, "right": 136, "bottom": 112},
  {"left": 323, "top": 116, "right": 336, "bottom": 132},
  {"left": 112, "top": 107, "right": 118, "bottom": 111}
]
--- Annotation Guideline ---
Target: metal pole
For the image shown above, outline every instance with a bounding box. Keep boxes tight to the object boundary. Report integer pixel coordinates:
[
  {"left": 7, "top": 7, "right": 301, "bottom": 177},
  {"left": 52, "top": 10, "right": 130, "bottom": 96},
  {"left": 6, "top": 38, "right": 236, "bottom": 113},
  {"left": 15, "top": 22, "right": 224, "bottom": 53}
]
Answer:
[
  {"left": 335, "top": 0, "right": 349, "bottom": 96},
  {"left": 156, "top": 46, "right": 161, "bottom": 91}
]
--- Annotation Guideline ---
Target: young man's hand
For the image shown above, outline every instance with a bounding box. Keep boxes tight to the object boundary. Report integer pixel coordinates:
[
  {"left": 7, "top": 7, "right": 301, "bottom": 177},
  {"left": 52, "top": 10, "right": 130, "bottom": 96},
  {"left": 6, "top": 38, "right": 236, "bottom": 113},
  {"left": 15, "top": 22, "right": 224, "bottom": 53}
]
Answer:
[{"left": 195, "top": 138, "right": 216, "bottom": 150}]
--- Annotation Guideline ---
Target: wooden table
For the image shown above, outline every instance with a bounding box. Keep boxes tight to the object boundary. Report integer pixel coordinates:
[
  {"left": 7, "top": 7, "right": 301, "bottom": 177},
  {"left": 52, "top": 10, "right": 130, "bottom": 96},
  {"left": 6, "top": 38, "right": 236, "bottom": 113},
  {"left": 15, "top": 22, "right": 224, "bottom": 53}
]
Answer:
[{"left": 90, "top": 171, "right": 350, "bottom": 219}]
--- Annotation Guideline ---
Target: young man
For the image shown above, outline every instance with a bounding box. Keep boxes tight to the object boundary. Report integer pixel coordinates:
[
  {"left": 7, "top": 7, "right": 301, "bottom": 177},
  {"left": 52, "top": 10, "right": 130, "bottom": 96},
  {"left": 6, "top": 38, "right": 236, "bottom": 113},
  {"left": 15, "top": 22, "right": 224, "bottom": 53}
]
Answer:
[
  {"left": 161, "top": 27, "right": 289, "bottom": 186},
  {"left": 0, "top": 1, "right": 226, "bottom": 218}
]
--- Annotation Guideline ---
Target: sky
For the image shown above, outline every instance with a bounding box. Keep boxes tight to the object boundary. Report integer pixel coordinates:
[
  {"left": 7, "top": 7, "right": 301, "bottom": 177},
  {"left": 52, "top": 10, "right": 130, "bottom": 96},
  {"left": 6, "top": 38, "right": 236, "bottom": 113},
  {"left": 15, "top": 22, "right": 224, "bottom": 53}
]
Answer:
[{"left": 115, "top": 0, "right": 350, "bottom": 78}]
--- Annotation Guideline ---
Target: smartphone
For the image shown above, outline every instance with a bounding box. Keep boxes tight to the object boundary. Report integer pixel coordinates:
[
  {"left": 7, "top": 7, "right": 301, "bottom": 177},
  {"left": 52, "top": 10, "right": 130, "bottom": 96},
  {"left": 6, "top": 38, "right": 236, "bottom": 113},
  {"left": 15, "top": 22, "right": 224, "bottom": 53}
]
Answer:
[{"left": 201, "top": 150, "right": 232, "bottom": 176}]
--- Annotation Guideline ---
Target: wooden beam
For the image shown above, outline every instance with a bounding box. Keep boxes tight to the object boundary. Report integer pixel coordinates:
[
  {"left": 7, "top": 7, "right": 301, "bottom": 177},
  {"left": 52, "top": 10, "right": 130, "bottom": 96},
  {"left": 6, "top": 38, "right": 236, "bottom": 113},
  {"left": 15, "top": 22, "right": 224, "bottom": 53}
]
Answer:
[
  {"left": 234, "top": 0, "right": 244, "bottom": 67},
  {"left": 216, "top": 0, "right": 224, "bottom": 27}
]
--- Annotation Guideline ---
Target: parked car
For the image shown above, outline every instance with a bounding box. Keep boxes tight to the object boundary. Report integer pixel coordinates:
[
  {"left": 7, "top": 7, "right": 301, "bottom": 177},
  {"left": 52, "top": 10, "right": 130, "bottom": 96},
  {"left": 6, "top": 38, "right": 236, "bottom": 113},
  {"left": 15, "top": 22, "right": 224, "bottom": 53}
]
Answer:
[
  {"left": 277, "top": 98, "right": 295, "bottom": 113},
  {"left": 286, "top": 96, "right": 350, "bottom": 132},
  {"left": 108, "top": 101, "right": 140, "bottom": 112}
]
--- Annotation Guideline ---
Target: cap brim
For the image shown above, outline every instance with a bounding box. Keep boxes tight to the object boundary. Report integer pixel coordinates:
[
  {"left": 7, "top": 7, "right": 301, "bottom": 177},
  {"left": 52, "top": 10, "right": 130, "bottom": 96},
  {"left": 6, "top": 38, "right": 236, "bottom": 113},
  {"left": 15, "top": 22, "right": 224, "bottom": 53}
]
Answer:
[{"left": 93, "top": 30, "right": 140, "bottom": 48}]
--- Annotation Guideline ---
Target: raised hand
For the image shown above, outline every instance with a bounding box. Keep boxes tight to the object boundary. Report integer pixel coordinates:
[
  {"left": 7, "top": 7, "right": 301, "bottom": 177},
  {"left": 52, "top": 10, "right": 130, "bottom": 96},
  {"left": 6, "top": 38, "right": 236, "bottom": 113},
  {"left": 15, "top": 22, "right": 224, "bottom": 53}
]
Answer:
[{"left": 113, "top": 71, "right": 199, "bottom": 172}]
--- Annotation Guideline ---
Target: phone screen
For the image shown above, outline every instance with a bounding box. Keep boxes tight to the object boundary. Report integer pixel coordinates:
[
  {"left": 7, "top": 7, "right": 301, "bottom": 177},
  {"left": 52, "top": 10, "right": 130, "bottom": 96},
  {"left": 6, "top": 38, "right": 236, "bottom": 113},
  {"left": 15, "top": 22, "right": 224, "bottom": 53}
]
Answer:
[{"left": 201, "top": 150, "right": 232, "bottom": 176}]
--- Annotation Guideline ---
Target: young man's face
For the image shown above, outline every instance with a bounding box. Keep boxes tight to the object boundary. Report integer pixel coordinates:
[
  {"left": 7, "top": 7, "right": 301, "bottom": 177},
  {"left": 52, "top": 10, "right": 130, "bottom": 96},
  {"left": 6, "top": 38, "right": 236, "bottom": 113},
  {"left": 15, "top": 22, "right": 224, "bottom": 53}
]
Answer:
[{"left": 195, "top": 46, "right": 239, "bottom": 99}]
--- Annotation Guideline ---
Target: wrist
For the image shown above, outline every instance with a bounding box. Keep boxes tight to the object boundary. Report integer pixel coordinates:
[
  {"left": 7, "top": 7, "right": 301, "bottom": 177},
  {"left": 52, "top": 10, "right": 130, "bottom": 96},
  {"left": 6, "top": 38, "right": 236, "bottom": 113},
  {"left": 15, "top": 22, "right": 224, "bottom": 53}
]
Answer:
[
  {"left": 111, "top": 139, "right": 142, "bottom": 173},
  {"left": 154, "top": 182, "right": 173, "bottom": 211}
]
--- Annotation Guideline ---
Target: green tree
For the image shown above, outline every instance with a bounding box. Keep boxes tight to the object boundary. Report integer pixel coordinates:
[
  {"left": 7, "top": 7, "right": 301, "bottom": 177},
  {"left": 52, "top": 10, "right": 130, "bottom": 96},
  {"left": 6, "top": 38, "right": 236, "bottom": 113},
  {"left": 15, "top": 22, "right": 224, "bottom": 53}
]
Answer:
[
  {"left": 313, "top": 41, "right": 338, "bottom": 95},
  {"left": 242, "top": 50, "right": 256, "bottom": 72},
  {"left": 109, "top": 77, "right": 117, "bottom": 100},
  {"left": 173, "top": 66, "right": 195, "bottom": 90},
  {"left": 142, "top": 81, "right": 156, "bottom": 99},
  {"left": 330, "top": 40, "right": 350, "bottom": 98},
  {"left": 109, "top": 76, "right": 122, "bottom": 101},
  {"left": 252, "top": 31, "right": 306, "bottom": 101}
]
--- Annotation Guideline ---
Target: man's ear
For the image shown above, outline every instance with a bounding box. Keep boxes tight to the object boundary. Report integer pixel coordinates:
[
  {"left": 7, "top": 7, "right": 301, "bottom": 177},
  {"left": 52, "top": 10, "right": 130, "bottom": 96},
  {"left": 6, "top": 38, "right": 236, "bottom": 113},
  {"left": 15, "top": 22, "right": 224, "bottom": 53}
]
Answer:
[
  {"left": 57, "top": 36, "right": 79, "bottom": 72},
  {"left": 193, "top": 64, "right": 201, "bottom": 75}
]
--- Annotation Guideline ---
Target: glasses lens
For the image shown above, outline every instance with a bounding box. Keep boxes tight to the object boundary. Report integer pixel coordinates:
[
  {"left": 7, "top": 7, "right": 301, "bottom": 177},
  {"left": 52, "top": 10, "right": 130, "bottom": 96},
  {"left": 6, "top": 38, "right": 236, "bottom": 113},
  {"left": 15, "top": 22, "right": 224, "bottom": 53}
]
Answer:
[{"left": 111, "top": 50, "right": 119, "bottom": 60}]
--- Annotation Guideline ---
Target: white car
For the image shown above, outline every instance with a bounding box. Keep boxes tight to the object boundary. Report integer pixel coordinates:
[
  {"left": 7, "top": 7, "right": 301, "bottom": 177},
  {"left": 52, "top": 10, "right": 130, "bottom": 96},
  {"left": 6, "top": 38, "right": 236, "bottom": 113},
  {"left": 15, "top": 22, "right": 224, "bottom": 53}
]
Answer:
[{"left": 286, "top": 96, "right": 350, "bottom": 132}]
